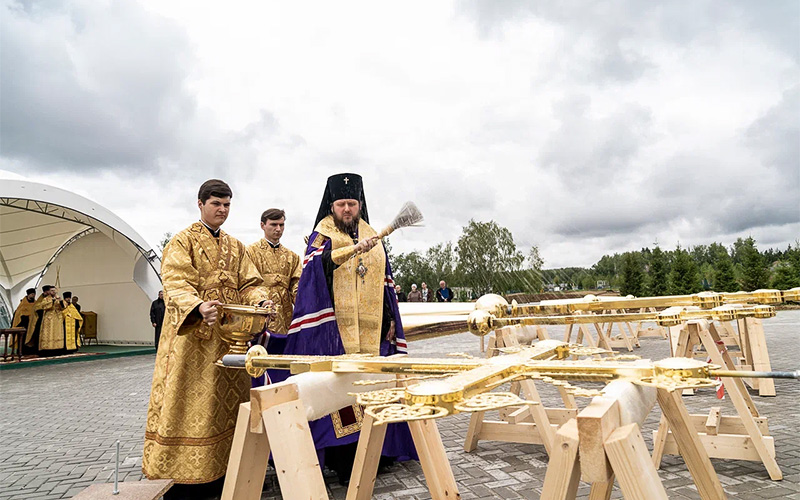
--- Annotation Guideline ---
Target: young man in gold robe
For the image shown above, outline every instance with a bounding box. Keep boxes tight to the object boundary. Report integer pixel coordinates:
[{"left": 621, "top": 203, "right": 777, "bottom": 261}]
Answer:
[
  {"left": 246, "top": 208, "right": 301, "bottom": 336},
  {"left": 12, "top": 288, "right": 37, "bottom": 353},
  {"left": 142, "top": 179, "right": 271, "bottom": 498},
  {"left": 32, "top": 285, "right": 66, "bottom": 355},
  {"left": 61, "top": 291, "right": 83, "bottom": 353}
]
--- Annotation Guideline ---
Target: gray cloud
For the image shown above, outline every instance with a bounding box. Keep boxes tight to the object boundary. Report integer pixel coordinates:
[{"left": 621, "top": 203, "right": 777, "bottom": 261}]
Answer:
[
  {"left": 538, "top": 95, "right": 653, "bottom": 183},
  {"left": 745, "top": 85, "right": 800, "bottom": 182},
  {"left": 0, "top": 0, "right": 196, "bottom": 170}
]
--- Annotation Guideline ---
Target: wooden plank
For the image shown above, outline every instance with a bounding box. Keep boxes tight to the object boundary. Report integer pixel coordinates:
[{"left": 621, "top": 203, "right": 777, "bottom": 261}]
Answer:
[
  {"left": 536, "top": 325, "right": 551, "bottom": 340},
  {"left": 605, "top": 424, "right": 669, "bottom": 500},
  {"left": 221, "top": 403, "right": 270, "bottom": 500},
  {"left": 578, "top": 398, "right": 620, "bottom": 482},
  {"left": 557, "top": 386, "right": 578, "bottom": 409},
  {"left": 408, "top": 418, "right": 459, "bottom": 500},
  {"left": 655, "top": 431, "right": 776, "bottom": 461},
  {"left": 520, "top": 380, "right": 555, "bottom": 454},
  {"left": 588, "top": 477, "right": 614, "bottom": 500},
  {"left": 651, "top": 414, "right": 669, "bottom": 468},
  {"left": 707, "top": 324, "right": 759, "bottom": 418},
  {"left": 564, "top": 324, "right": 574, "bottom": 343},
  {"left": 346, "top": 413, "right": 388, "bottom": 500},
  {"left": 541, "top": 419, "right": 581, "bottom": 500},
  {"left": 656, "top": 388, "right": 727, "bottom": 500},
  {"left": 705, "top": 407, "right": 721, "bottom": 436},
  {"left": 681, "top": 413, "right": 769, "bottom": 436},
  {"left": 463, "top": 411, "right": 485, "bottom": 452},
  {"left": 250, "top": 382, "right": 299, "bottom": 434},
  {"left": 72, "top": 481, "right": 174, "bottom": 500},
  {"left": 745, "top": 318, "right": 775, "bottom": 397},
  {"left": 261, "top": 400, "right": 327, "bottom": 499},
  {"left": 475, "top": 420, "right": 557, "bottom": 445},
  {"left": 504, "top": 407, "right": 577, "bottom": 425}
]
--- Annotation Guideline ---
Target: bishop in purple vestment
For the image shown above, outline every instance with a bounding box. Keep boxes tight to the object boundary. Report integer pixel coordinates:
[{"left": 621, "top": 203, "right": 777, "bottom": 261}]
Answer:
[{"left": 258, "top": 173, "right": 417, "bottom": 484}]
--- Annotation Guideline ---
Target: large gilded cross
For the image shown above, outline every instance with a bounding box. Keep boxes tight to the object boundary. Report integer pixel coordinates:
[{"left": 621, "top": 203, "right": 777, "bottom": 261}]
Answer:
[{"left": 224, "top": 339, "right": 798, "bottom": 425}]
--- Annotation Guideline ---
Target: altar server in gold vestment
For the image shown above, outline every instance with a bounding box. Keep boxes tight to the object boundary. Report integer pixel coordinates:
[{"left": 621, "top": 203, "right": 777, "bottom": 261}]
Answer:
[
  {"left": 143, "top": 179, "right": 271, "bottom": 494},
  {"left": 246, "top": 208, "right": 301, "bottom": 335},
  {"left": 61, "top": 292, "right": 82, "bottom": 353},
  {"left": 33, "top": 285, "right": 66, "bottom": 355},
  {"left": 12, "top": 288, "right": 37, "bottom": 352}
]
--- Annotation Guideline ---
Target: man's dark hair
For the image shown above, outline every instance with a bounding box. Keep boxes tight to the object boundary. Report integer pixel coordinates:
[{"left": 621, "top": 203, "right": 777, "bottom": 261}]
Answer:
[
  {"left": 198, "top": 179, "right": 233, "bottom": 203},
  {"left": 42, "top": 285, "right": 53, "bottom": 292},
  {"left": 260, "top": 208, "right": 286, "bottom": 223}
]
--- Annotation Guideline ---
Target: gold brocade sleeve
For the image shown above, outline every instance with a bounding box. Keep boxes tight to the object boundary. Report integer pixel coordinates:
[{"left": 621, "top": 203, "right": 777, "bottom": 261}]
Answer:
[
  {"left": 289, "top": 252, "right": 301, "bottom": 302},
  {"left": 161, "top": 233, "right": 204, "bottom": 337},
  {"left": 237, "top": 241, "right": 270, "bottom": 305}
]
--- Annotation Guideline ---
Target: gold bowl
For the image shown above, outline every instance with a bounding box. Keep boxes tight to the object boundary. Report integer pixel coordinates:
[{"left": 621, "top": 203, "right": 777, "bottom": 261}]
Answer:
[{"left": 215, "top": 303, "right": 273, "bottom": 367}]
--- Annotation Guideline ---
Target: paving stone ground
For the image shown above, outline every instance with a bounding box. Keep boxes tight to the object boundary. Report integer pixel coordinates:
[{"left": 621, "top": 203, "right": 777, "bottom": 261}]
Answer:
[{"left": 2, "top": 311, "right": 799, "bottom": 499}]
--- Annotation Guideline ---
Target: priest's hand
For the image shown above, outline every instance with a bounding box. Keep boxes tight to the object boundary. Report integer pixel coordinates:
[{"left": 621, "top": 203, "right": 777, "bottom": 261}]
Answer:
[
  {"left": 385, "top": 320, "right": 396, "bottom": 342},
  {"left": 199, "top": 300, "right": 222, "bottom": 325},
  {"left": 354, "top": 236, "right": 379, "bottom": 254}
]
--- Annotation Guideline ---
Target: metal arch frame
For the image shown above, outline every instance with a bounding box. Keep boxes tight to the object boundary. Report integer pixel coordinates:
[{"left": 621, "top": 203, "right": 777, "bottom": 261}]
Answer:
[
  {"left": 0, "top": 197, "right": 161, "bottom": 282},
  {"left": 30, "top": 227, "right": 98, "bottom": 289}
]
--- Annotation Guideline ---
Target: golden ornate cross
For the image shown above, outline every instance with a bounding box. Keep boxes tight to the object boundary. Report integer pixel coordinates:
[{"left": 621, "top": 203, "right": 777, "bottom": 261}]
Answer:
[{"left": 224, "top": 340, "right": 798, "bottom": 425}]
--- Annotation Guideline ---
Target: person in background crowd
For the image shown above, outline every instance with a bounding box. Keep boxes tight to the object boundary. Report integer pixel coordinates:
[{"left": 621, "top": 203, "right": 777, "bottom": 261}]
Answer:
[
  {"left": 71, "top": 296, "right": 81, "bottom": 313},
  {"left": 150, "top": 291, "right": 165, "bottom": 351},
  {"left": 407, "top": 284, "right": 422, "bottom": 302},
  {"left": 420, "top": 282, "right": 431, "bottom": 302},
  {"left": 394, "top": 284, "right": 407, "bottom": 302},
  {"left": 436, "top": 280, "right": 453, "bottom": 302}
]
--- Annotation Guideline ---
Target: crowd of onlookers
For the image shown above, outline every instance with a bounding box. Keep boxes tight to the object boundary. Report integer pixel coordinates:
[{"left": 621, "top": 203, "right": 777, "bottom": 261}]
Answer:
[{"left": 394, "top": 280, "right": 454, "bottom": 302}]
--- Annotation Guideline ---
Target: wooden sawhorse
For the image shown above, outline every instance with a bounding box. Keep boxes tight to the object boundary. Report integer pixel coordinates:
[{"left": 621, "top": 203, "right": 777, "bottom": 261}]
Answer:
[
  {"left": 223, "top": 380, "right": 460, "bottom": 500},
  {"left": 653, "top": 320, "right": 782, "bottom": 480},
  {"left": 542, "top": 388, "right": 728, "bottom": 500}
]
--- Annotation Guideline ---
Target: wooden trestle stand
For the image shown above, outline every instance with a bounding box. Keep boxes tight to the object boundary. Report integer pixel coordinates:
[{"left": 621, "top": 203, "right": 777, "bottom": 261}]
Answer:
[
  {"left": 654, "top": 320, "right": 782, "bottom": 480},
  {"left": 541, "top": 387, "right": 729, "bottom": 500},
  {"left": 222, "top": 379, "right": 461, "bottom": 500},
  {"left": 465, "top": 326, "right": 576, "bottom": 455}
]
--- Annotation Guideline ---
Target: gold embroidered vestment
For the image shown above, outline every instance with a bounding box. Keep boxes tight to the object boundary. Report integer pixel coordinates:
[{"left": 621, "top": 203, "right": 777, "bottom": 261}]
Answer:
[
  {"left": 142, "top": 223, "right": 268, "bottom": 484},
  {"left": 35, "top": 296, "right": 65, "bottom": 351},
  {"left": 62, "top": 304, "right": 83, "bottom": 351},
  {"left": 11, "top": 298, "right": 36, "bottom": 345},
  {"left": 245, "top": 240, "right": 301, "bottom": 334},
  {"left": 314, "top": 215, "right": 385, "bottom": 355}
]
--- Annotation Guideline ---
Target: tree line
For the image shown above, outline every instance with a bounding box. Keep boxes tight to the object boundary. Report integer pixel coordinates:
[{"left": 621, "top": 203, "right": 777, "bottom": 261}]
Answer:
[{"left": 388, "top": 219, "right": 800, "bottom": 299}]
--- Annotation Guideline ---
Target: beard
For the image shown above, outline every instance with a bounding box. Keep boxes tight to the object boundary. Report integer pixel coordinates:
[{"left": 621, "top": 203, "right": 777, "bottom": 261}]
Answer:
[{"left": 333, "top": 213, "right": 360, "bottom": 236}]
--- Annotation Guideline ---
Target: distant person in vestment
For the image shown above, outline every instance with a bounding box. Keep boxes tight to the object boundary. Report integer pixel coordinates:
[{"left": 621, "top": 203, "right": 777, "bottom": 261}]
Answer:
[
  {"left": 142, "top": 179, "right": 271, "bottom": 498},
  {"left": 12, "top": 288, "right": 37, "bottom": 353},
  {"left": 266, "top": 173, "right": 417, "bottom": 485},
  {"left": 61, "top": 291, "right": 83, "bottom": 353},
  {"left": 32, "top": 285, "right": 66, "bottom": 356},
  {"left": 150, "top": 290, "right": 165, "bottom": 350}
]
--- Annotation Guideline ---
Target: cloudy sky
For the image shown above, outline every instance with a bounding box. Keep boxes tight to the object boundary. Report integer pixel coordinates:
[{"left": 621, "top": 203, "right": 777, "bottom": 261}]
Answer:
[{"left": 1, "top": 0, "right": 798, "bottom": 268}]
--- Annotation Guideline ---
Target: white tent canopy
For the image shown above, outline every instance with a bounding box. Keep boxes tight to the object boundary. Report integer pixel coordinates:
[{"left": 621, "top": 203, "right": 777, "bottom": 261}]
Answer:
[{"left": 0, "top": 174, "right": 161, "bottom": 344}]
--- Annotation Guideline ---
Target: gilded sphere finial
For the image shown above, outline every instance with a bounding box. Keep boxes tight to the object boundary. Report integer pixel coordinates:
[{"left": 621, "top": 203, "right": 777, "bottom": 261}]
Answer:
[{"left": 467, "top": 310, "right": 493, "bottom": 337}]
